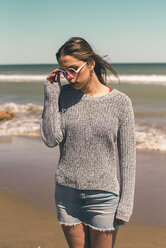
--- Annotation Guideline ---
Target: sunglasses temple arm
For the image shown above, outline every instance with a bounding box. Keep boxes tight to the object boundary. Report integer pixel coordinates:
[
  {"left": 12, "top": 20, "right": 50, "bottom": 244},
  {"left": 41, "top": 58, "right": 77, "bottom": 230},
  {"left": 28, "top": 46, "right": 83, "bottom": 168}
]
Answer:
[{"left": 76, "top": 62, "right": 87, "bottom": 73}]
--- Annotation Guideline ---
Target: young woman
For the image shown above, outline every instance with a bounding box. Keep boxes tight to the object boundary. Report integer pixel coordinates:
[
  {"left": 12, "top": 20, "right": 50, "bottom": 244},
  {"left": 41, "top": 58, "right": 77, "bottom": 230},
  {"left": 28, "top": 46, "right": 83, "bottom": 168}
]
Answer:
[{"left": 40, "top": 37, "right": 136, "bottom": 248}]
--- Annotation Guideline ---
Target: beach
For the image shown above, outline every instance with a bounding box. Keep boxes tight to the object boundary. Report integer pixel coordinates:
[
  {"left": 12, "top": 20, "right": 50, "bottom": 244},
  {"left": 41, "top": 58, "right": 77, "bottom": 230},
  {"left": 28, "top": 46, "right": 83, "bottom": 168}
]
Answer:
[{"left": 0, "top": 136, "right": 166, "bottom": 247}]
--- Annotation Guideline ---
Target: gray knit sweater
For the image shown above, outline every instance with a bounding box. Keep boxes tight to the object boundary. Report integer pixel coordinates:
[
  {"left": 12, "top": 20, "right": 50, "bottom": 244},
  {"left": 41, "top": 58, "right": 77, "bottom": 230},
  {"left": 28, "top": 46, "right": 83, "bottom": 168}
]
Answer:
[{"left": 40, "top": 81, "right": 136, "bottom": 222}]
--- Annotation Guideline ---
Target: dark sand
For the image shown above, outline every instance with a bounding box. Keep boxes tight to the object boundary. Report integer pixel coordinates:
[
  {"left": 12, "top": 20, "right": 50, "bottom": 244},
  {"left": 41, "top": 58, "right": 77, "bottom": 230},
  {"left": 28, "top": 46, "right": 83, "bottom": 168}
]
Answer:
[{"left": 0, "top": 136, "right": 166, "bottom": 247}]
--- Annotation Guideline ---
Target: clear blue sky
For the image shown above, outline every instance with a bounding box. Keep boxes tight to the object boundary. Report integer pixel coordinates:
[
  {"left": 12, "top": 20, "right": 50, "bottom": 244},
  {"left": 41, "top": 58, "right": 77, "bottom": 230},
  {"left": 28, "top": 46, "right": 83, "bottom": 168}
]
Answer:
[{"left": 0, "top": 0, "right": 166, "bottom": 64}]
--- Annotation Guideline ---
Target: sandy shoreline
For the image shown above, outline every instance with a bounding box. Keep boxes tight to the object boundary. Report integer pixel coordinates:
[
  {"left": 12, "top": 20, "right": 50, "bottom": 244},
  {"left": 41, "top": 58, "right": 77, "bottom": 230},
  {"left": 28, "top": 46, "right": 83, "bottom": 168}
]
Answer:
[{"left": 0, "top": 136, "right": 166, "bottom": 247}]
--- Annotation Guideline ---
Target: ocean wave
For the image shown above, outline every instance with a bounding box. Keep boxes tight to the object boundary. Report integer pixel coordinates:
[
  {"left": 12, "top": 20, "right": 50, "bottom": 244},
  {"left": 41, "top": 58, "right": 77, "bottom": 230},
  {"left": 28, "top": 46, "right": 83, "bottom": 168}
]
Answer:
[
  {"left": 0, "top": 74, "right": 166, "bottom": 85},
  {"left": 0, "top": 74, "right": 47, "bottom": 82},
  {"left": 0, "top": 103, "right": 42, "bottom": 136},
  {"left": 135, "top": 123, "right": 166, "bottom": 152},
  {"left": 0, "top": 103, "right": 165, "bottom": 151},
  {"left": 108, "top": 74, "right": 166, "bottom": 85}
]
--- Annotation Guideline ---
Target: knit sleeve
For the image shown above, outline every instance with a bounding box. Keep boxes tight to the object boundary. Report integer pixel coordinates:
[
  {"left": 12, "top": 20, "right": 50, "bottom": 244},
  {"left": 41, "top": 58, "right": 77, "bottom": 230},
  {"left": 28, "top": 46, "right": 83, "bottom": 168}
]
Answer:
[
  {"left": 40, "top": 81, "right": 64, "bottom": 148},
  {"left": 116, "top": 97, "right": 136, "bottom": 222}
]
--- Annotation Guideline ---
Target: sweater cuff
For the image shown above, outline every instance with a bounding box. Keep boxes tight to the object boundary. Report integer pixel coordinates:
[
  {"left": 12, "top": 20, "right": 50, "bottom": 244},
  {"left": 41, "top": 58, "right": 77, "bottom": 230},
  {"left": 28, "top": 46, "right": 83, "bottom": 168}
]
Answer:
[{"left": 115, "top": 209, "right": 131, "bottom": 223}]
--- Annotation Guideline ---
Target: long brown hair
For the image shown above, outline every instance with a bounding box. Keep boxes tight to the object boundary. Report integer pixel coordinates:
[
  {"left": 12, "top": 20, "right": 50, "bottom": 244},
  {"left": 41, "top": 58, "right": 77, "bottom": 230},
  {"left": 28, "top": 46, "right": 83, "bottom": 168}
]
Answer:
[{"left": 56, "top": 37, "right": 119, "bottom": 85}]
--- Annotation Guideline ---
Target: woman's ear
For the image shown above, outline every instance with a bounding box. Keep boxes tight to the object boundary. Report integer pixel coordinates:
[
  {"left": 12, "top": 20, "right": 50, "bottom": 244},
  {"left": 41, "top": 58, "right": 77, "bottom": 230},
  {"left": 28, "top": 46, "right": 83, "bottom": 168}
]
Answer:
[{"left": 88, "top": 59, "right": 95, "bottom": 71}]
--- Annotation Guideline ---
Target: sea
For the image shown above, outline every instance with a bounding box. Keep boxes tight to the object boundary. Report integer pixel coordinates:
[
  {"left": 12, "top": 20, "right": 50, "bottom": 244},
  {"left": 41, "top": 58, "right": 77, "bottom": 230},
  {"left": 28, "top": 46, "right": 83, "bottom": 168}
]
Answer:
[{"left": 0, "top": 63, "right": 166, "bottom": 152}]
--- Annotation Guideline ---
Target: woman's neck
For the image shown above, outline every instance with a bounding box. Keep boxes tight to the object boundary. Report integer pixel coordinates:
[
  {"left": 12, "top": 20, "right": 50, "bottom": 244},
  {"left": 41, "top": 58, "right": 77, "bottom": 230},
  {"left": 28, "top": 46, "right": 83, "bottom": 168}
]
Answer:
[{"left": 80, "top": 73, "right": 109, "bottom": 97}]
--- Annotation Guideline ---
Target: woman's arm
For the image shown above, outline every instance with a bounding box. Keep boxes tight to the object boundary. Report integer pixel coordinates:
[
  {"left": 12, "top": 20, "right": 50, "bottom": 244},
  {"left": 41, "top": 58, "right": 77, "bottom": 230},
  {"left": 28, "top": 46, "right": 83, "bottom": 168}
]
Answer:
[
  {"left": 116, "top": 98, "right": 136, "bottom": 223},
  {"left": 40, "top": 80, "right": 64, "bottom": 147}
]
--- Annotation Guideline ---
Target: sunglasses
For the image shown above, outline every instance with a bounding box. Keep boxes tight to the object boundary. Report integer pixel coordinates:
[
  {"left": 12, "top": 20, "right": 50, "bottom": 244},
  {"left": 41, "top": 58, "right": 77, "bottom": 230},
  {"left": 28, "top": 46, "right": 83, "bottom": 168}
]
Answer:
[{"left": 58, "top": 61, "right": 87, "bottom": 79}]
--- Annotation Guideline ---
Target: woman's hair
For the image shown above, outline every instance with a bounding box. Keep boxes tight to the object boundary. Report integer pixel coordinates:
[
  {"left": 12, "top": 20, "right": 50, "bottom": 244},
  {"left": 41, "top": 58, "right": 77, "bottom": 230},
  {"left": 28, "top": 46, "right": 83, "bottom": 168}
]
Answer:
[{"left": 56, "top": 37, "right": 119, "bottom": 85}]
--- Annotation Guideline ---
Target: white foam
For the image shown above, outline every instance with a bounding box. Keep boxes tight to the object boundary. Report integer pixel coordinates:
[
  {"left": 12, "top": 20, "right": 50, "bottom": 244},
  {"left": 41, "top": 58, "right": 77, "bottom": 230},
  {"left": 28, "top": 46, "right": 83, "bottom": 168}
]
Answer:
[
  {"left": 0, "top": 74, "right": 47, "bottom": 82},
  {"left": 0, "top": 74, "right": 66, "bottom": 83},
  {"left": 135, "top": 124, "right": 166, "bottom": 152},
  {"left": 0, "top": 103, "right": 42, "bottom": 136},
  {"left": 108, "top": 74, "right": 166, "bottom": 85},
  {"left": 0, "top": 102, "right": 42, "bottom": 113}
]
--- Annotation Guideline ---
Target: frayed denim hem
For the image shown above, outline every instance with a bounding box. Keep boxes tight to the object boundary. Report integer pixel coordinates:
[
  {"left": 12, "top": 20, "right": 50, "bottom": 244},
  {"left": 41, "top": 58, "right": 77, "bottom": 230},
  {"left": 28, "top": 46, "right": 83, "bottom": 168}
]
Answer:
[
  {"left": 58, "top": 221, "right": 82, "bottom": 227},
  {"left": 83, "top": 222, "right": 116, "bottom": 232},
  {"left": 58, "top": 220, "right": 116, "bottom": 232}
]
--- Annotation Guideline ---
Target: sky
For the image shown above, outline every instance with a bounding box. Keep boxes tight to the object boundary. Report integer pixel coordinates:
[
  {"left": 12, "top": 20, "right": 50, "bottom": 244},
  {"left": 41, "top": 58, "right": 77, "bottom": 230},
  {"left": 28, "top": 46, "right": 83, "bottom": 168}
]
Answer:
[{"left": 0, "top": 0, "right": 166, "bottom": 64}]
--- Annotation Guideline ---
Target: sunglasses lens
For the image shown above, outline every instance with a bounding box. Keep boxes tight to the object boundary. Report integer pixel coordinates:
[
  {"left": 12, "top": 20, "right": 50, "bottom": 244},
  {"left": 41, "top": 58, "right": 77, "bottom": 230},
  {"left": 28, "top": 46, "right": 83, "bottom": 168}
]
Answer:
[
  {"left": 58, "top": 68, "right": 77, "bottom": 79},
  {"left": 58, "top": 71, "right": 65, "bottom": 78},
  {"left": 67, "top": 69, "right": 77, "bottom": 78}
]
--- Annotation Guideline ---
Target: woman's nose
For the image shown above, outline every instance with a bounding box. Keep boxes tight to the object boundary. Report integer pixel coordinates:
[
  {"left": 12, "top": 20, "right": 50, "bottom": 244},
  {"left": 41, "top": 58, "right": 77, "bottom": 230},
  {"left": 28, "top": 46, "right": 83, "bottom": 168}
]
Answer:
[{"left": 66, "top": 74, "right": 76, "bottom": 83}]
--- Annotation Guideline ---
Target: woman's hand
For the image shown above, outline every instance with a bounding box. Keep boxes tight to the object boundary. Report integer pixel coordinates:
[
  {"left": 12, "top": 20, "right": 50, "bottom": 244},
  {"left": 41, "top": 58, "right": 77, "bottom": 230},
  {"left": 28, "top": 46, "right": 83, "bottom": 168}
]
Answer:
[{"left": 46, "top": 68, "right": 60, "bottom": 84}]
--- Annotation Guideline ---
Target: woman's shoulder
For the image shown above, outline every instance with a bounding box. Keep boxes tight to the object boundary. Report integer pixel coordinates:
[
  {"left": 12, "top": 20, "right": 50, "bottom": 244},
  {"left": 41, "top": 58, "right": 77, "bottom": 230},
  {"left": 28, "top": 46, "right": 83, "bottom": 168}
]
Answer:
[
  {"left": 113, "top": 89, "right": 134, "bottom": 121},
  {"left": 113, "top": 88, "right": 132, "bottom": 106}
]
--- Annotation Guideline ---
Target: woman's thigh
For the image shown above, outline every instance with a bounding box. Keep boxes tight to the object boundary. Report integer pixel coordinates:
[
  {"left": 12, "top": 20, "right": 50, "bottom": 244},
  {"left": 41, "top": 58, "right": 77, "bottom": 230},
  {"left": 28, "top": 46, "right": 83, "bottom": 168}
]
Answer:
[
  {"left": 89, "top": 226, "right": 119, "bottom": 248},
  {"left": 61, "top": 223, "right": 90, "bottom": 248},
  {"left": 61, "top": 223, "right": 119, "bottom": 248}
]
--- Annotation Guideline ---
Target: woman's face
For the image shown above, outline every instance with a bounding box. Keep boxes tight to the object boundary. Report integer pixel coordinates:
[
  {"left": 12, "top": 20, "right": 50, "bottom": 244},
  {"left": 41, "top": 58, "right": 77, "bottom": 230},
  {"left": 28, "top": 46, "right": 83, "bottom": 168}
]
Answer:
[{"left": 58, "top": 55, "right": 94, "bottom": 90}]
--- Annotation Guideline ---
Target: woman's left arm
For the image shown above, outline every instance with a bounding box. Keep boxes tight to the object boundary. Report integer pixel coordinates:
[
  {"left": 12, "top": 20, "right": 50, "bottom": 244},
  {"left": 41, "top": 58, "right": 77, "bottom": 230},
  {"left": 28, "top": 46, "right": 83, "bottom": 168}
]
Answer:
[{"left": 116, "top": 97, "right": 136, "bottom": 223}]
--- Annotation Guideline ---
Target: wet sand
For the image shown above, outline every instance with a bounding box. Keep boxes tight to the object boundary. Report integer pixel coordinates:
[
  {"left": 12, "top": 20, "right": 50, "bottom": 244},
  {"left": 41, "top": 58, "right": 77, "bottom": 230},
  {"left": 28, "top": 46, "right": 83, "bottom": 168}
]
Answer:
[{"left": 0, "top": 136, "right": 166, "bottom": 247}]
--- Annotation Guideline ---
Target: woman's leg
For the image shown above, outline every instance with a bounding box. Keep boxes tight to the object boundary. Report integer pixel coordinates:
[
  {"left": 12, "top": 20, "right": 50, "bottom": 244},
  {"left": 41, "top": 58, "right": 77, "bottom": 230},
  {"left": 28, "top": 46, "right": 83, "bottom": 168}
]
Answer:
[
  {"left": 61, "top": 223, "right": 90, "bottom": 248},
  {"left": 89, "top": 226, "right": 119, "bottom": 248}
]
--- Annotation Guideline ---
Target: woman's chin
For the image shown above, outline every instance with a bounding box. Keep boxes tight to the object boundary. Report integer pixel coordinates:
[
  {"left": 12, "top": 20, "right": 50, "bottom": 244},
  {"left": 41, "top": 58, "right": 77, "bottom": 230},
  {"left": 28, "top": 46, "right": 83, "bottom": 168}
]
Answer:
[{"left": 70, "top": 82, "right": 79, "bottom": 87}]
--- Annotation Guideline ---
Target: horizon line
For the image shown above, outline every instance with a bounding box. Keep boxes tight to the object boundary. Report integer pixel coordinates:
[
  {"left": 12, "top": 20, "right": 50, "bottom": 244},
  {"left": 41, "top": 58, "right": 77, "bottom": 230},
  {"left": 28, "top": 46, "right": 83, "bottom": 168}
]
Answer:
[{"left": 0, "top": 62, "right": 166, "bottom": 66}]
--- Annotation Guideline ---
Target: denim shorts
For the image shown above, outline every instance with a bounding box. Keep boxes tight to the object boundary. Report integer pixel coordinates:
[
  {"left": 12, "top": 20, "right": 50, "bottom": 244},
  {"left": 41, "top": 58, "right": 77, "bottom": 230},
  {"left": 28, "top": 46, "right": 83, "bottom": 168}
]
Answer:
[{"left": 55, "top": 183, "right": 126, "bottom": 231}]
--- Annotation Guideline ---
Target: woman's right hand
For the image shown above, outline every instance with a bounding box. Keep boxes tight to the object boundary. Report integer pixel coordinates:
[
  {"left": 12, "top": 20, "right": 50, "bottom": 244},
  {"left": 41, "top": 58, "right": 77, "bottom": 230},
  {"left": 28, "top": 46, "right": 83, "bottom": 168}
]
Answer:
[{"left": 46, "top": 68, "right": 60, "bottom": 84}]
